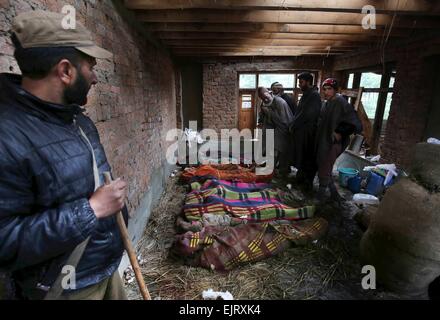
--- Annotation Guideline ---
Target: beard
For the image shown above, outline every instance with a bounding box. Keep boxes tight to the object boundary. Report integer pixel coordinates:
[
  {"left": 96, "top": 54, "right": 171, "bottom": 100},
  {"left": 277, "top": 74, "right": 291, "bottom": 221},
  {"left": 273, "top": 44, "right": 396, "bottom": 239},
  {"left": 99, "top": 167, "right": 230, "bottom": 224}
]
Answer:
[{"left": 63, "top": 71, "right": 90, "bottom": 106}]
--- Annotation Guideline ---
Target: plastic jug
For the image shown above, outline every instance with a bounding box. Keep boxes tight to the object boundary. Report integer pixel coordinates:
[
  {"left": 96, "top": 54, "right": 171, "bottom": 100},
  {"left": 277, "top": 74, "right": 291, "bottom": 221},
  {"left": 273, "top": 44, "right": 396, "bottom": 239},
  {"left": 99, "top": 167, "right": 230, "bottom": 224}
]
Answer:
[
  {"left": 366, "top": 172, "right": 385, "bottom": 196},
  {"left": 348, "top": 176, "right": 362, "bottom": 194}
]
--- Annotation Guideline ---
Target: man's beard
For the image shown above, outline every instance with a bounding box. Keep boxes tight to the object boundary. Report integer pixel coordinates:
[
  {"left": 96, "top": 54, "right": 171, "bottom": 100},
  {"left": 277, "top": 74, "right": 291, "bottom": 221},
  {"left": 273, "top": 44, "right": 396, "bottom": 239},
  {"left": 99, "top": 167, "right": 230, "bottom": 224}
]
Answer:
[{"left": 63, "top": 71, "right": 90, "bottom": 106}]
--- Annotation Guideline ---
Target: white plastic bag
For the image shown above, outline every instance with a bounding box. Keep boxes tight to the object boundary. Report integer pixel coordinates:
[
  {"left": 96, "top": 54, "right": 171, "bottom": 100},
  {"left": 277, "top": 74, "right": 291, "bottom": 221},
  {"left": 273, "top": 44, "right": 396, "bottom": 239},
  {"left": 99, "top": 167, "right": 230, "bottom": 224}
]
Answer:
[
  {"left": 363, "top": 163, "right": 398, "bottom": 186},
  {"left": 184, "top": 128, "right": 204, "bottom": 147},
  {"left": 353, "top": 193, "right": 380, "bottom": 205},
  {"left": 427, "top": 137, "right": 440, "bottom": 145},
  {"left": 202, "top": 289, "right": 234, "bottom": 300}
]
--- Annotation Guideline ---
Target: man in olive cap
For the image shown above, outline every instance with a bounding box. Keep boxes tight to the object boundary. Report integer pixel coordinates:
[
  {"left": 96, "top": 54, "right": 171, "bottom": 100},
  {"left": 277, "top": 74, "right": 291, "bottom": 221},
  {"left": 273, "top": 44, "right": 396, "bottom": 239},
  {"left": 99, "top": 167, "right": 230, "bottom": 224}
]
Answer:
[{"left": 0, "top": 10, "right": 128, "bottom": 300}]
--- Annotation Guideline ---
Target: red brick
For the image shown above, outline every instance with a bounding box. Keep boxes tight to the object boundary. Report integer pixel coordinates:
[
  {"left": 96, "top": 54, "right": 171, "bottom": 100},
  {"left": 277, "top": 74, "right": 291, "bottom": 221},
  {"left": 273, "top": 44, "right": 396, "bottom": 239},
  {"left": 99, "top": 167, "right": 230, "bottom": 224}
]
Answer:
[{"left": 0, "top": 0, "right": 177, "bottom": 216}]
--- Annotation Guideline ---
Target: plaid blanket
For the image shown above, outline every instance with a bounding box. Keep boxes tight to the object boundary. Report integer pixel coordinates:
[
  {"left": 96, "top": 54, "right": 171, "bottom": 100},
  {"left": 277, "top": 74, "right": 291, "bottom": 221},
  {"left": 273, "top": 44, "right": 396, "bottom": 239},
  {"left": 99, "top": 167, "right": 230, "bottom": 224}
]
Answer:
[
  {"left": 184, "top": 185, "right": 315, "bottom": 222},
  {"left": 184, "top": 202, "right": 315, "bottom": 222},
  {"left": 190, "top": 179, "right": 271, "bottom": 192},
  {"left": 181, "top": 164, "right": 273, "bottom": 183},
  {"left": 173, "top": 218, "right": 328, "bottom": 272},
  {"left": 185, "top": 185, "right": 281, "bottom": 205}
]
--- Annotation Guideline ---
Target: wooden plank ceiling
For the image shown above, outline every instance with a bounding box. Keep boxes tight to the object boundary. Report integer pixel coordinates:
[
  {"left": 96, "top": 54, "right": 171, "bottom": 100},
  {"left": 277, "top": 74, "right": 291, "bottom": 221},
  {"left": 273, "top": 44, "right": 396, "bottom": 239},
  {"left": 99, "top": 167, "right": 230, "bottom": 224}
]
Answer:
[{"left": 124, "top": 0, "right": 440, "bottom": 57}]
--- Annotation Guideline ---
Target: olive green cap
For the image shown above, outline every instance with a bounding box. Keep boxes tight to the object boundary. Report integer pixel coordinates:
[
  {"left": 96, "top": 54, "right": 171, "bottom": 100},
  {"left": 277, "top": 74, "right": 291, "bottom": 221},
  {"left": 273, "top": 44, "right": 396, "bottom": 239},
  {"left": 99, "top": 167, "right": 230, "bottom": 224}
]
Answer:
[{"left": 12, "top": 10, "right": 112, "bottom": 59}]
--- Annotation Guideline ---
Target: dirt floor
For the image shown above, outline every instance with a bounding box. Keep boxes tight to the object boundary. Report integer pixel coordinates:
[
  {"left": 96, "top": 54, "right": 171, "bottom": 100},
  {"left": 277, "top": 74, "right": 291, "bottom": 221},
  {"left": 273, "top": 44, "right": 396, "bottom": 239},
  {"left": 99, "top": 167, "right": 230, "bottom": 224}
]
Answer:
[{"left": 124, "top": 171, "right": 409, "bottom": 300}]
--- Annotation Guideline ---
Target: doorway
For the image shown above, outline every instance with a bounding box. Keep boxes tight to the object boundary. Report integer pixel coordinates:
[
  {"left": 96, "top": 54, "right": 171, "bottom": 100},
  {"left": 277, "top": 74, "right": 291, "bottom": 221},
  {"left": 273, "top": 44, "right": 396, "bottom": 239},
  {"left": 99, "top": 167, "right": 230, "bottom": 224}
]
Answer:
[
  {"left": 238, "top": 91, "right": 255, "bottom": 130},
  {"left": 180, "top": 63, "right": 203, "bottom": 130},
  {"left": 423, "top": 56, "right": 440, "bottom": 140}
]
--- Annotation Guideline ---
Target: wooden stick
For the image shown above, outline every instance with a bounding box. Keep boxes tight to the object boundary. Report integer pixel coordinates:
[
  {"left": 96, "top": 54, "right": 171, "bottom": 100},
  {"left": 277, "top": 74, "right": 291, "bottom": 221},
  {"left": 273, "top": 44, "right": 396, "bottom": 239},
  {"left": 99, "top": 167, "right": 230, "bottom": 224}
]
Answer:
[{"left": 103, "top": 172, "right": 151, "bottom": 300}]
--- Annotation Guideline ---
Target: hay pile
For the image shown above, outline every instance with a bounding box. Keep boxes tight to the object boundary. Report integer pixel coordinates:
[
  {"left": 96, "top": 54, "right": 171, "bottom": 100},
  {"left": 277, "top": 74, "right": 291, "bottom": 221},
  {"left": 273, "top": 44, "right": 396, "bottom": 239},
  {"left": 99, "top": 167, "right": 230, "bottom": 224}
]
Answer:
[{"left": 125, "top": 174, "right": 406, "bottom": 300}]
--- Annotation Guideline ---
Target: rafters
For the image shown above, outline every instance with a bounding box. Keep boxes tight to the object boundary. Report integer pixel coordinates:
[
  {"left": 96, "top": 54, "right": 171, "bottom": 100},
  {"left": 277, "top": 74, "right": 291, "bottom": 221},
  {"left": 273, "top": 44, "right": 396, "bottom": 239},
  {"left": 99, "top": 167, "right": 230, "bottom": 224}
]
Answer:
[
  {"left": 123, "top": 1, "right": 440, "bottom": 57},
  {"left": 144, "top": 23, "right": 407, "bottom": 36},
  {"left": 125, "top": 0, "right": 440, "bottom": 15},
  {"left": 154, "top": 32, "right": 384, "bottom": 41},
  {"left": 162, "top": 39, "right": 367, "bottom": 48}
]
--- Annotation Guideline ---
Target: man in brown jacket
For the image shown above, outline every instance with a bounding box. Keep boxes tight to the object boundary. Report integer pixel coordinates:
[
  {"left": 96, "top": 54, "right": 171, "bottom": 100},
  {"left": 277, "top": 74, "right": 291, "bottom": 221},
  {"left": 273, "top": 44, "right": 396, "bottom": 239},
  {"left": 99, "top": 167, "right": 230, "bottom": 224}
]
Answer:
[{"left": 315, "top": 78, "right": 359, "bottom": 204}]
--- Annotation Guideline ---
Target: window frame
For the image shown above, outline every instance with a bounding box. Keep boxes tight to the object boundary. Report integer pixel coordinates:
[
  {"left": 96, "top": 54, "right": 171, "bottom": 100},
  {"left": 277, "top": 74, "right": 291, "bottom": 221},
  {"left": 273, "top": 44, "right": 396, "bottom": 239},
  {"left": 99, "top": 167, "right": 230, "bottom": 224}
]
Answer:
[
  {"left": 342, "top": 65, "right": 396, "bottom": 154},
  {"left": 343, "top": 69, "right": 396, "bottom": 120},
  {"left": 238, "top": 70, "right": 320, "bottom": 91}
]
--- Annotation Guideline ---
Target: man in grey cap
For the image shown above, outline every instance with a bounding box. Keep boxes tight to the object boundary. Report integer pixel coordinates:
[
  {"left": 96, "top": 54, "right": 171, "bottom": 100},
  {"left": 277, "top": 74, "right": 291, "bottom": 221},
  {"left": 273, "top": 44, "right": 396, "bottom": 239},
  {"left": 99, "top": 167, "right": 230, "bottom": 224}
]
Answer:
[{"left": 0, "top": 10, "right": 128, "bottom": 300}]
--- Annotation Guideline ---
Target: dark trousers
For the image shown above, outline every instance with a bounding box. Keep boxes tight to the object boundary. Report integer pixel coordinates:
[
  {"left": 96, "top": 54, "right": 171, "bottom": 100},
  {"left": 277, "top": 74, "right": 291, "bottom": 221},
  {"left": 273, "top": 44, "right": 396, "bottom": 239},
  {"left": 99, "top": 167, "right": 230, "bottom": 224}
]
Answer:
[
  {"left": 318, "top": 143, "right": 342, "bottom": 186},
  {"left": 297, "top": 162, "right": 317, "bottom": 187},
  {"left": 275, "top": 150, "right": 290, "bottom": 176}
]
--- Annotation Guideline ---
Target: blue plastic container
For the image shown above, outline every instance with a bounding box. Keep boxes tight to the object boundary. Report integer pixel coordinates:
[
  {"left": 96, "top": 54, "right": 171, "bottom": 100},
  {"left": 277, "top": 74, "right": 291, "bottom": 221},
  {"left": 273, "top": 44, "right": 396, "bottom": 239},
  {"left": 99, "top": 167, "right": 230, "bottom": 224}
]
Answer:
[
  {"left": 347, "top": 176, "right": 362, "bottom": 193},
  {"left": 366, "top": 172, "right": 385, "bottom": 196},
  {"left": 338, "top": 168, "right": 359, "bottom": 187}
]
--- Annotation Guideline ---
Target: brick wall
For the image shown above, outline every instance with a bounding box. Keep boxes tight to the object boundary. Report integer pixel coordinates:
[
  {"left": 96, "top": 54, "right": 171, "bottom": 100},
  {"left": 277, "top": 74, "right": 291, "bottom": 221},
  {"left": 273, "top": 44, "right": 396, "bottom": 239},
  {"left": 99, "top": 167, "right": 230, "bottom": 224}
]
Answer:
[
  {"left": 0, "top": 0, "right": 177, "bottom": 214},
  {"left": 175, "top": 68, "right": 182, "bottom": 129},
  {"left": 333, "top": 35, "right": 440, "bottom": 168},
  {"left": 202, "top": 57, "right": 335, "bottom": 132}
]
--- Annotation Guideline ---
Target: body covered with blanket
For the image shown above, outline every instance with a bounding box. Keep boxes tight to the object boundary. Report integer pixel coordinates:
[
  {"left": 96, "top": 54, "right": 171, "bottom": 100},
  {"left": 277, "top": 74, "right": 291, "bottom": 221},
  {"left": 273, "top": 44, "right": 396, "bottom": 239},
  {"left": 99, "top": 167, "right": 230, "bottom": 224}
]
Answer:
[{"left": 173, "top": 179, "right": 328, "bottom": 271}]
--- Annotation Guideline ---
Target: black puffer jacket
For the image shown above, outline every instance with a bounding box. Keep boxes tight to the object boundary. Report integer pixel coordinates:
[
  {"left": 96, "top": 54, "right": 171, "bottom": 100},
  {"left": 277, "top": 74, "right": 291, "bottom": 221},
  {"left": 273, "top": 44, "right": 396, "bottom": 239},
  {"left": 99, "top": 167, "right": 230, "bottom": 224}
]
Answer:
[{"left": 0, "top": 73, "right": 125, "bottom": 296}]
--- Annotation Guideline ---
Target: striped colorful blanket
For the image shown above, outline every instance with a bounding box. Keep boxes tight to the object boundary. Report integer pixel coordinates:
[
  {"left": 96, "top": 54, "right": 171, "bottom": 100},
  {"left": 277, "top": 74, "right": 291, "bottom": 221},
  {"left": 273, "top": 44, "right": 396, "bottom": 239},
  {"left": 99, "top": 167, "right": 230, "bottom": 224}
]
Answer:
[
  {"left": 181, "top": 164, "right": 273, "bottom": 183},
  {"left": 173, "top": 218, "right": 328, "bottom": 272},
  {"left": 185, "top": 185, "right": 281, "bottom": 205},
  {"left": 184, "top": 202, "right": 315, "bottom": 222},
  {"left": 184, "top": 184, "right": 315, "bottom": 222},
  {"left": 190, "top": 179, "right": 271, "bottom": 192}
]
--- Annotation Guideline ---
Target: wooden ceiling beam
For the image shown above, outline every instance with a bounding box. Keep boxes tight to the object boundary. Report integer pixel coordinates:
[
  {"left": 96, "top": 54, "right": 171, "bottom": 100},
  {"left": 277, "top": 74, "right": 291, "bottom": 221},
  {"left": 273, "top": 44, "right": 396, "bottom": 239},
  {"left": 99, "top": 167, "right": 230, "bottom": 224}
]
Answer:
[
  {"left": 137, "top": 9, "right": 440, "bottom": 28},
  {"left": 171, "top": 50, "right": 345, "bottom": 56},
  {"left": 170, "top": 46, "right": 353, "bottom": 52},
  {"left": 125, "top": 0, "right": 440, "bottom": 15},
  {"left": 155, "top": 32, "right": 383, "bottom": 41},
  {"left": 144, "top": 22, "right": 409, "bottom": 35},
  {"left": 162, "top": 38, "right": 372, "bottom": 47}
]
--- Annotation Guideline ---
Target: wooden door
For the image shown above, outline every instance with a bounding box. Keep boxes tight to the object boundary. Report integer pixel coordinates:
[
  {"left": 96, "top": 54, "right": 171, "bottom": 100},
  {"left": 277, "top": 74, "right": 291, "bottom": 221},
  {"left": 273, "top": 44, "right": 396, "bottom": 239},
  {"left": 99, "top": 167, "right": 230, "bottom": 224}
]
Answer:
[{"left": 238, "top": 92, "right": 255, "bottom": 131}]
